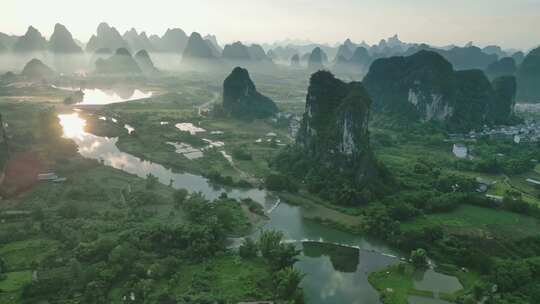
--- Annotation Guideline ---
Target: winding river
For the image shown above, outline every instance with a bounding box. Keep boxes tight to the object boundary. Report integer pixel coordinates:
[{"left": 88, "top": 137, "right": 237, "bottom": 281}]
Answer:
[{"left": 58, "top": 111, "right": 460, "bottom": 304}]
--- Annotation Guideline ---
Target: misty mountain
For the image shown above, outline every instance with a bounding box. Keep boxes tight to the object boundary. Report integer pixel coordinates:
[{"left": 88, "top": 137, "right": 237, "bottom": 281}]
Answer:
[
  {"left": 335, "top": 44, "right": 354, "bottom": 61},
  {"left": 349, "top": 47, "right": 372, "bottom": 67},
  {"left": 86, "top": 22, "right": 129, "bottom": 53},
  {"left": 204, "top": 34, "right": 222, "bottom": 53},
  {"left": 94, "top": 48, "right": 113, "bottom": 55},
  {"left": 21, "top": 58, "right": 56, "bottom": 79},
  {"left": 182, "top": 32, "right": 216, "bottom": 61},
  {"left": 290, "top": 54, "right": 300, "bottom": 67},
  {"left": 89, "top": 48, "right": 113, "bottom": 67},
  {"left": 222, "top": 42, "right": 272, "bottom": 62},
  {"left": 491, "top": 76, "right": 518, "bottom": 123},
  {"left": 154, "top": 28, "right": 188, "bottom": 53},
  {"left": 222, "top": 42, "right": 251, "bottom": 61},
  {"left": 368, "top": 34, "right": 415, "bottom": 58},
  {"left": 49, "top": 23, "right": 83, "bottom": 53},
  {"left": 267, "top": 46, "right": 298, "bottom": 62},
  {"left": 405, "top": 44, "right": 498, "bottom": 70},
  {"left": 334, "top": 46, "right": 372, "bottom": 73},
  {"left": 441, "top": 46, "right": 498, "bottom": 70},
  {"left": 247, "top": 44, "right": 272, "bottom": 62},
  {"left": 335, "top": 38, "right": 371, "bottom": 60},
  {"left": 512, "top": 51, "right": 525, "bottom": 66},
  {"left": 123, "top": 28, "right": 154, "bottom": 53},
  {"left": 222, "top": 67, "right": 278, "bottom": 119},
  {"left": 517, "top": 46, "right": 540, "bottom": 102},
  {"left": 267, "top": 44, "right": 336, "bottom": 62},
  {"left": 308, "top": 47, "right": 327, "bottom": 70},
  {"left": 206, "top": 38, "right": 222, "bottom": 57},
  {"left": 363, "top": 50, "right": 516, "bottom": 130},
  {"left": 134, "top": 50, "right": 158, "bottom": 74},
  {"left": 482, "top": 45, "right": 509, "bottom": 58},
  {"left": 12, "top": 26, "right": 47, "bottom": 53},
  {"left": 485, "top": 57, "right": 516, "bottom": 80},
  {"left": 0, "top": 33, "right": 19, "bottom": 50},
  {"left": 95, "top": 48, "right": 141, "bottom": 74}
]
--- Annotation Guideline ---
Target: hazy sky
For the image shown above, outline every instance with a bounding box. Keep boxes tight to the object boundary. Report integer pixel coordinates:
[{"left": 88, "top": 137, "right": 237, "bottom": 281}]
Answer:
[{"left": 3, "top": 0, "right": 540, "bottom": 50}]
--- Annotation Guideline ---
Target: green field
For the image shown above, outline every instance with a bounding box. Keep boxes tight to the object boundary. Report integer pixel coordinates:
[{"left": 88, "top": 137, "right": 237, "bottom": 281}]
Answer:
[
  {"left": 402, "top": 204, "right": 540, "bottom": 240},
  {"left": 170, "top": 254, "right": 274, "bottom": 301},
  {"left": 0, "top": 271, "right": 32, "bottom": 292}
]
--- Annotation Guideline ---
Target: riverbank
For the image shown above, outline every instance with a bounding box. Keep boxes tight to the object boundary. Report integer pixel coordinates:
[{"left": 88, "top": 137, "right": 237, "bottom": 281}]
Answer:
[{"left": 0, "top": 97, "right": 286, "bottom": 303}]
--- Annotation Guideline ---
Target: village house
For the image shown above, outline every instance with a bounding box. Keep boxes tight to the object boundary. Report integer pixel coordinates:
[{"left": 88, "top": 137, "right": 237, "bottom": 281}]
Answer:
[{"left": 452, "top": 144, "right": 468, "bottom": 159}]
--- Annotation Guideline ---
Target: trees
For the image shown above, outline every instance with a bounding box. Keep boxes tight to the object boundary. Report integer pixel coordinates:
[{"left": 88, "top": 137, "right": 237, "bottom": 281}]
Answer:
[
  {"left": 232, "top": 146, "right": 252, "bottom": 161},
  {"left": 126, "top": 190, "right": 160, "bottom": 208},
  {"left": 265, "top": 174, "right": 298, "bottom": 193},
  {"left": 0, "top": 257, "right": 6, "bottom": 281},
  {"left": 173, "top": 188, "right": 189, "bottom": 208},
  {"left": 259, "top": 230, "right": 285, "bottom": 259},
  {"left": 410, "top": 248, "right": 428, "bottom": 268},
  {"left": 109, "top": 244, "right": 139, "bottom": 269},
  {"left": 275, "top": 267, "right": 304, "bottom": 301},
  {"left": 238, "top": 238, "right": 258, "bottom": 259},
  {"left": 258, "top": 230, "right": 300, "bottom": 270},
  {"left": 145, "top": 173, "right": 159, "bottom": 190},
  {"left": 182, "top": 192, "right": 209, "bottom": 222},
  {"left": 493, "top": 260, "right": 532, "bottom": 292}
]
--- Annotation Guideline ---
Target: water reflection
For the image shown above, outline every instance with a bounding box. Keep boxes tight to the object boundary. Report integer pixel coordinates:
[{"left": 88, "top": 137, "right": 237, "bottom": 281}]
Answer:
[
  {"left": 263, "top": 203, "right": 400, "bottom": 304},
  {"left": 303, "top": 242, "right": 359, "bottom": 273},
  {"left": 58, "top": 112, "right": 456, "bottom": 304},
  {"left": 413, "top": 268, "right": 463, "bottom": 295},
  {"left": 56, "top": 86, "right": 152, "bottom": 105},
  {"left": 79, "top": 88, "right": 152, "bottom": 105},
  {"left": 58, "top": 113, "right": 87, "bottom": 138},
  {"left": 408, "top": 295, "right": 453, "bottom": 304},
  {"left": 58, "top": 113, "right": 268, "bottom": 202}
]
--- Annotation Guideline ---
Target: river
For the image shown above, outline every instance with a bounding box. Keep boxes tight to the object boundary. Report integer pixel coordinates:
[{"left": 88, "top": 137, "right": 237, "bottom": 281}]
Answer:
[
  {"left": 58, "top": 111, "right": 460, "bottom": 304},
  {"left": 55, "top": 86, "right": 153, "bottom": 105}
]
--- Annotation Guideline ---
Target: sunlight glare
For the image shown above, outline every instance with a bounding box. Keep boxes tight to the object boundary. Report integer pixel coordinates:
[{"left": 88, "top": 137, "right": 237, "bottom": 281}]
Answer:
[{"left": 58, "top": 113, "right": 87, "bottom": 139}]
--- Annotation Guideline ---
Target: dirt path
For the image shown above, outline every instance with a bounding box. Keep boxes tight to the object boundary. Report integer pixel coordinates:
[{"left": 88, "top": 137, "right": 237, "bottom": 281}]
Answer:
[
  {"left": 198, "top": 92, "right": 220, "bottom": 116},
  {"left": 220, "top": 151, "right": 262, "bottom": 185}
]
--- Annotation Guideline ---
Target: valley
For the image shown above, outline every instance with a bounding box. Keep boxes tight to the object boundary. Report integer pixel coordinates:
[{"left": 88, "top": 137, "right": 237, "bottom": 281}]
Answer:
[{"left": 1, "top": 12, "right": 540, "bottom": 304}]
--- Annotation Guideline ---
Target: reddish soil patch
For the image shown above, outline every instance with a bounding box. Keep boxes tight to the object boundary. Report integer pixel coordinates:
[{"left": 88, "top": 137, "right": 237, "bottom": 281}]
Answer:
[{"left": 1, "top": 152, "right": 44, "bottom": 197}]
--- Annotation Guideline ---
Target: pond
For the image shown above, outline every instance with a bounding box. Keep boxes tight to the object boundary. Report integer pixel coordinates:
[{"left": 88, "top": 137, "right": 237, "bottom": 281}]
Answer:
[
  {"left": 413, "top": 268, "right": 463, "bottom": 296},
  {"left": 58, "top": 111, "right": 460, "bottom": 304}
]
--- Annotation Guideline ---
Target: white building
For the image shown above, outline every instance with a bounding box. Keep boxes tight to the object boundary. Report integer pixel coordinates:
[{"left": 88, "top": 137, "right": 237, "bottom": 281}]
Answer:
[{"left": 452, "top": 144, "right": 468, "bottom": 159}]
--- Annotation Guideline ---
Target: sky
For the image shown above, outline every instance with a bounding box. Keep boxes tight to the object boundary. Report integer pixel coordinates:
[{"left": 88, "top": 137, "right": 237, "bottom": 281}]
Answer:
[{"left": 3, "top": 0, "right": 540, "bottom": 50}]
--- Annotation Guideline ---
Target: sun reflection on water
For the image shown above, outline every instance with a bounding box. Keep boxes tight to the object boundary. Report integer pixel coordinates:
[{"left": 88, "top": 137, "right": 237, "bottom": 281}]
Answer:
[{"left": 58, "top": 113, "right": 87, "bottom": 139}]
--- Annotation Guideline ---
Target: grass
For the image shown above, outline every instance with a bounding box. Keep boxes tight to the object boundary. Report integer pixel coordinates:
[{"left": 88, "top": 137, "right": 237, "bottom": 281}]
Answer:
[
  {"left": 369, "top": 263, "right": 468, "bottom": 304},
  {"left": 0, "top": 271, "right": 32, "bottom": 292},
  {"left": 369, "top": 264, "right": 434, "bottom": 304},
  {"left": 169, "top": 254, "right": 274, "bottom": 302},
  {"left": 401, "top": 204, "right": 540, "bottom": 240},
  {"left": 95, "top": 95, "right": 288, "bottom": 184},
  {"left": 0, "top": 239, "right": 60, "bottom": 271},
  {"left": 0, "top": 271, "right": 32, "bottom": 304},
  {"left": 278, "top": 192, "right": 363, "bottom": 229}
]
